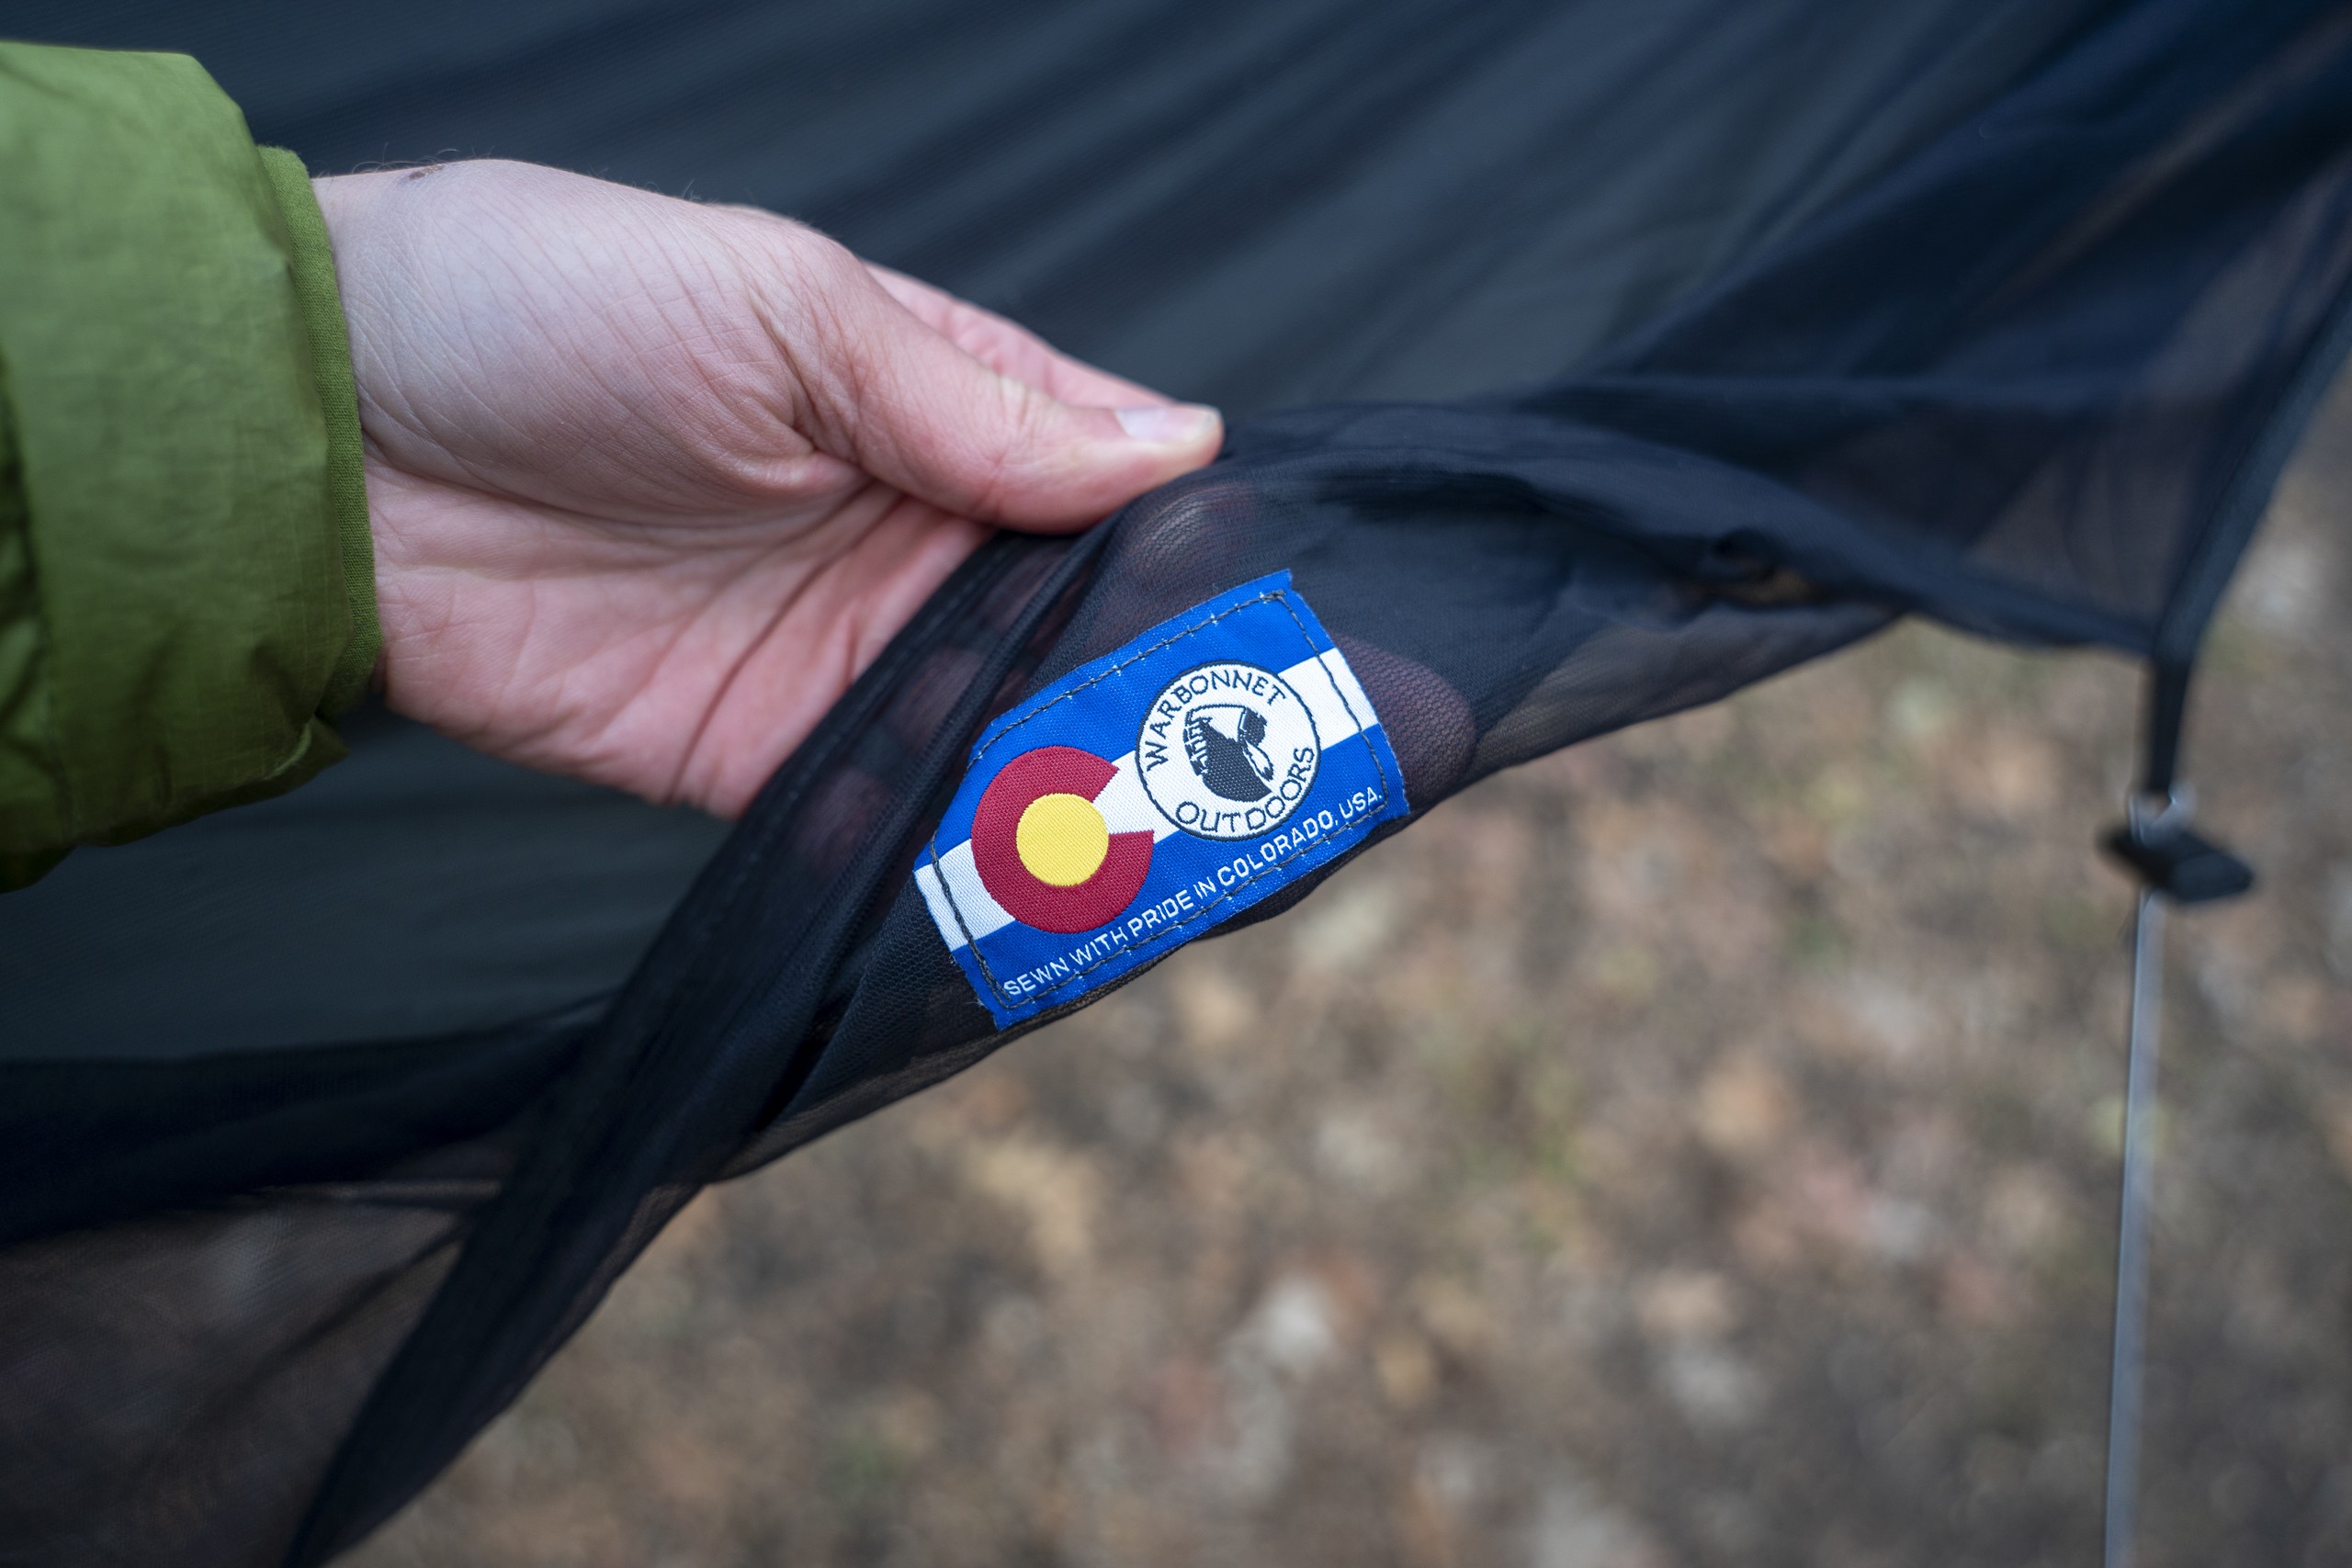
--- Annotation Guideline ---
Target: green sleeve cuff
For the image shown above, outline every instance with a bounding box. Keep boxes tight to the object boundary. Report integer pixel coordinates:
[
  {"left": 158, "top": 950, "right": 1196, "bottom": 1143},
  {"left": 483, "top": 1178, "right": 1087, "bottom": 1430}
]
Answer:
[
  {"left": 0, "top": 44, "right": 379, "bottom": 886},
  {"left": 258, "top": 146, "right": 380, "bottom": 715}
]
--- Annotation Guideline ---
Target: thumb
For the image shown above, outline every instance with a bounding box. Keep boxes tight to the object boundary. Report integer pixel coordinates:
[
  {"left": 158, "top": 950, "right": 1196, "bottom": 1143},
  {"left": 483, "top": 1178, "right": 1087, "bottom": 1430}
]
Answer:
[{"left": 787, "top": 250, "right": 1223, "bottom": 528}]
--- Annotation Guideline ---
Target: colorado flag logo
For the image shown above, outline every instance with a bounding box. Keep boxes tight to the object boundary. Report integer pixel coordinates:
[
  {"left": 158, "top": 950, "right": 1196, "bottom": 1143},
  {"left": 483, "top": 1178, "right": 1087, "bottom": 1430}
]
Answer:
[
  {"left": 916, "top": 570, "right": 1408, "bottom": 1026},
  {"left": 969, "top": 745, "right": 1155, "bottom": 933}
]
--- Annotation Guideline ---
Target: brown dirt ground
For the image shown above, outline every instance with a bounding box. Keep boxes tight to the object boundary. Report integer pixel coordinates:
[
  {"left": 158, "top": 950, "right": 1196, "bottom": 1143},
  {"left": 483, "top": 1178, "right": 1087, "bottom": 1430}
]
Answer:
[{"left": 352, "top": 377, "right": 2352, "bottom": 1568}]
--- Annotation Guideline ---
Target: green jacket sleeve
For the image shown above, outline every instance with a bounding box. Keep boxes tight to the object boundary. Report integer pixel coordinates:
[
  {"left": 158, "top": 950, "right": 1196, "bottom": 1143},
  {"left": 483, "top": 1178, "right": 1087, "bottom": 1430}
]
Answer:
[{"left": 0, "top": 42, "right": 376, "bottom": 889}]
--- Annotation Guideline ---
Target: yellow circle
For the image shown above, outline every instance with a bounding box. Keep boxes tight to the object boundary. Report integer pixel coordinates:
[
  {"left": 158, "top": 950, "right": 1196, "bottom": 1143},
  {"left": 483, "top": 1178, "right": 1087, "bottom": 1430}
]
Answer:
[{"left": 1016, "top": 792, "right": 1111, "bottom": 886}]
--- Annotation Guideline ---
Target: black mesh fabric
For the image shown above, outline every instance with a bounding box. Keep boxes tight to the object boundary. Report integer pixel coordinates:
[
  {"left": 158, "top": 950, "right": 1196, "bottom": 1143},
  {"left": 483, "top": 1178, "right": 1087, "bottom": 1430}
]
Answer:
[{"left": 3, "top": 1, "right": 2351, "bottom": 1562}]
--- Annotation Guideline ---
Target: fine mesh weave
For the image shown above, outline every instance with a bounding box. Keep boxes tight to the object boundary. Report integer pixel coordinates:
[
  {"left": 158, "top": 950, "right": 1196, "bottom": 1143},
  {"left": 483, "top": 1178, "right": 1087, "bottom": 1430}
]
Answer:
[{"left": 2, "top": 1, "right": 2351, "bottom": 1563}]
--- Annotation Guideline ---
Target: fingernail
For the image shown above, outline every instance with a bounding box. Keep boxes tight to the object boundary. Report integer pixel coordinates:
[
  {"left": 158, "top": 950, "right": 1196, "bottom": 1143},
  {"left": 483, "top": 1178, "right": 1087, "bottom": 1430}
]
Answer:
[{"left": 1115, "top": 403, "right": 1221, "bottom": 444}]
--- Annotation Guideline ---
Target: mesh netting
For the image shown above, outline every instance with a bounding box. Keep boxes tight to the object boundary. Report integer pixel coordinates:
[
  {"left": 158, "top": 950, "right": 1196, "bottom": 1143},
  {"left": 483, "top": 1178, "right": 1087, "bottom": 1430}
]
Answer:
[{"left": 2, "top": 0, "right": 2350, "bottom": 1562}]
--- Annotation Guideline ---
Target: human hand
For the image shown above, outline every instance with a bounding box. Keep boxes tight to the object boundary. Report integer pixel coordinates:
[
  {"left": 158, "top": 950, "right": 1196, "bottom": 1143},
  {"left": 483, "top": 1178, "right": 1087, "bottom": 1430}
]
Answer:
[{"left": 311, "top": 160, "right": 1220, "bottom": 816}]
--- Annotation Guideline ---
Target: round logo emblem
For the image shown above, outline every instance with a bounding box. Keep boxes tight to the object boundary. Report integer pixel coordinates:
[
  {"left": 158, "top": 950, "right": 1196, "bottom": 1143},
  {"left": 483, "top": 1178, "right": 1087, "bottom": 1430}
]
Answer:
[
  {"left": 970, "top": 745, "right": 1155, "bottom": 933},
  {"left": 1136, "top": 661, "right": 1320, "bottom": 840}
]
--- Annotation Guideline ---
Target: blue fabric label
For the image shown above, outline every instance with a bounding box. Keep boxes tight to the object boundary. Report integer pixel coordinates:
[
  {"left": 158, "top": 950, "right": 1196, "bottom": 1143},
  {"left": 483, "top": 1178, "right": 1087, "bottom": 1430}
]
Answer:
[{"left": 915, "top": 570, "right": 1408, "bottom": 1027}]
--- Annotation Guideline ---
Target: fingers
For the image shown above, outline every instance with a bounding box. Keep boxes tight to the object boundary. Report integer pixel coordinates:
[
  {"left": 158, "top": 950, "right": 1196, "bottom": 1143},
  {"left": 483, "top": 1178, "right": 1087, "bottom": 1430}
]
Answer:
[
  {"left": 863, "top": 264, "right": 1175, "bottom": 410},
  {"left": 741, "top": 227, "right": 1223, "bottom": 530}
]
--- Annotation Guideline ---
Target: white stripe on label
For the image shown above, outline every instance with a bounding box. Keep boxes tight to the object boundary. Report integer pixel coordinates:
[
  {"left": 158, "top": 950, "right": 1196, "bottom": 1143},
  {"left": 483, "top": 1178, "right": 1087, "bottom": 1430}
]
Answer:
[
  {"left": 924, "top": 646, "right": 1381, "bottom": 952},
  {"left": 915, "top": 840, "right": 1016, "bottom": 946},
  {"left": 1295, "top": 647, "right": 1374, "bottom": 752},
  {"left": 1092, "top": 754, "right": 1156, "bottom": 837}
]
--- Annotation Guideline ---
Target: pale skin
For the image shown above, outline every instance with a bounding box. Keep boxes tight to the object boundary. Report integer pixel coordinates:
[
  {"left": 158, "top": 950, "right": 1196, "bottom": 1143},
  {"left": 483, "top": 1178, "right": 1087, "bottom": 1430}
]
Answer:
[{"left": 312, "top": 160, "right": 1222, "bottom": 817}]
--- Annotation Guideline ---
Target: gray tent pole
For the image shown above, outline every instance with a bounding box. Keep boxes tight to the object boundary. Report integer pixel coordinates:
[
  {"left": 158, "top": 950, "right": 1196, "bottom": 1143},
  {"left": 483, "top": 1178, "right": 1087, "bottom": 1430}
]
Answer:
[
  {"left": 2100, "top": 880, "right": 2165, "bottom": 1568},
  {"left": 2096, "top": 778, "right": 2254, "bottom": 1568}
]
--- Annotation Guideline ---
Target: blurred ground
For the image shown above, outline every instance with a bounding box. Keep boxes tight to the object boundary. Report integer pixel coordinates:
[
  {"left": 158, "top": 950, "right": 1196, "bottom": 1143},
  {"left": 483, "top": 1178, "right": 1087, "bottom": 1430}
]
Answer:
[{"left": 354, "top": 378, "right": 2352, "bottom": 1568}]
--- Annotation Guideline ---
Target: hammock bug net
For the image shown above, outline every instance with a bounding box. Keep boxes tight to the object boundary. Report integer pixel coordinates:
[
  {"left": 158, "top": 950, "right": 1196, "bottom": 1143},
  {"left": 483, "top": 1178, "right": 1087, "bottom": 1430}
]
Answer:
[{"left": 3, "top": 0, "right": 2351, "bottom": 1562}]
